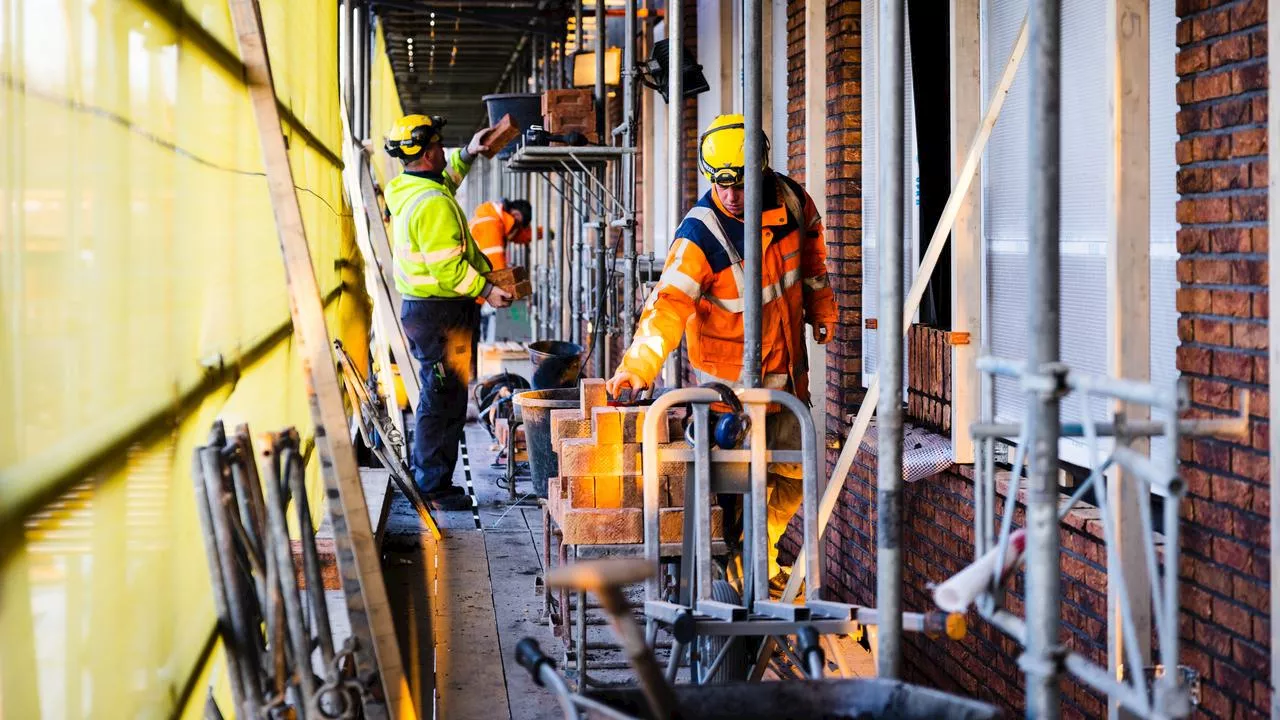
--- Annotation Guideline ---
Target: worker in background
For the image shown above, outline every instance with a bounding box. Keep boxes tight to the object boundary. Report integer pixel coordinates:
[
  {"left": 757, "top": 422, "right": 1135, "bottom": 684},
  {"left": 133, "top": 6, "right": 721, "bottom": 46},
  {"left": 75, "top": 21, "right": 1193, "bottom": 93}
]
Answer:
[
  {"left": 606, "top": 114, "right": 837, "bottom": 593},
  {"left": 470, "top": 198, "right": 533, "bottom": 271},
  {"left": 384, "top": 114, "right": 514, "bottom": 511},
  {"left": 470, "top": 198, "right": 532, "bottom": 341}
]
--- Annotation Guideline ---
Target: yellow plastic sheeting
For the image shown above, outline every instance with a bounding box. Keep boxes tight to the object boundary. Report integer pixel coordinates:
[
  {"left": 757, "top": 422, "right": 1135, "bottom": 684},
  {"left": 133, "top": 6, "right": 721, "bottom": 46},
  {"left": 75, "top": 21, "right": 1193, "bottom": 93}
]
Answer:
[
  {"left": 369, "top": 19, "right": 404, "bottom": 189},
  {"left": 0, "top": 0, "right": 369, "bottom": 716}
]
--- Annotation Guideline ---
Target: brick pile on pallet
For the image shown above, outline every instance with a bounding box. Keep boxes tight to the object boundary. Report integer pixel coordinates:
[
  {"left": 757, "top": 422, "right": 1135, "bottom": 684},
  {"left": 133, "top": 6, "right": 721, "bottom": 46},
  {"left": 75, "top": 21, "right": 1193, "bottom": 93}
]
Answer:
[
  {"left": 542, "top": 89, "right": 600, "bottom": 145},
  {"left": 546, "top": 379, "right": 723, "bottom": 545}
]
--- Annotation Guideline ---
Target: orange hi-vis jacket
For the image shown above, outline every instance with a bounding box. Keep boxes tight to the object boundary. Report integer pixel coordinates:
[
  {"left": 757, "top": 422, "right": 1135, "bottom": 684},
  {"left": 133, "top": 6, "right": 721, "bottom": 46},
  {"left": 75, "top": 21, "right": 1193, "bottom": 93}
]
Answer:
[
  {"left": 468, "top": 200, "right": 513, "bottom": 271},
  {"left": 617, "top": 172, "right": 837, "bottom": 403}
]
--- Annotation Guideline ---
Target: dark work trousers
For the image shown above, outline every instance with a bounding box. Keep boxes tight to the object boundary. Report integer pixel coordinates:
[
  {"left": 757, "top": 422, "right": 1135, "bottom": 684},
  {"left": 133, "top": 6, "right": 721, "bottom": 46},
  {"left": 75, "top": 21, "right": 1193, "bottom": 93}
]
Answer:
[{"left": 400, "top": 297, "right": 480, "bottom": 494}]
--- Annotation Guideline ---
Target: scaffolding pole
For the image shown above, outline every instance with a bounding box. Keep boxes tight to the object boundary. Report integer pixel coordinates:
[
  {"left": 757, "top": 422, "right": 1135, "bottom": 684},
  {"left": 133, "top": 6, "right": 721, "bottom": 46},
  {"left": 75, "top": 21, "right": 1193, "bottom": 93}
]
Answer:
[
  {"left": 1025, "top": 0, "right": 1063, "bottom": 716},
  {"left": 742, "top": 0, "right": 764, "bottom": 388},
  {"left": 874, "top": 0, "right": 905, "bottom": 681},
  {"left": 621, "top": 0, "right": 639, "bottom": 344},
  {"left": 664, "top": 0, "right": 683, "bottom": 388},
  {"left": 593, "top": 0, "right": 608, "bottom": 376}
]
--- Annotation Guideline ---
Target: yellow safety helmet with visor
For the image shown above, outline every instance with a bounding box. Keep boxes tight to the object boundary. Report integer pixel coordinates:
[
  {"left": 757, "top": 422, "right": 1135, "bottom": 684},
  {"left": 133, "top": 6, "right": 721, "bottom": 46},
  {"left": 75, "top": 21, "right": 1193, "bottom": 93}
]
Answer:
[
  {"left": 384, "top": 113, "right": 446, "bottom": 162},
  {"left": 698, "top": 113, "right": 770, "bottom": 187}
]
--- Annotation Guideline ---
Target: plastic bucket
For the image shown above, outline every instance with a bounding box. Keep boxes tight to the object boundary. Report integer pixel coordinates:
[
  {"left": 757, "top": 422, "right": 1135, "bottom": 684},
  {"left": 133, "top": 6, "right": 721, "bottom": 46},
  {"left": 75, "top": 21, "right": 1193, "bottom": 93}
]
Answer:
[
  {"left": 527, "top": 340, "right": 585, "bottom": 390},
  {"left": 528, "top": 340, "right": 585, "bottom": 366},
  {"left": 513, "top": 387, "right": 580, "bottom": 497},
  {"left": 481, "top": 93, "right": 542, "bottom": 158}
]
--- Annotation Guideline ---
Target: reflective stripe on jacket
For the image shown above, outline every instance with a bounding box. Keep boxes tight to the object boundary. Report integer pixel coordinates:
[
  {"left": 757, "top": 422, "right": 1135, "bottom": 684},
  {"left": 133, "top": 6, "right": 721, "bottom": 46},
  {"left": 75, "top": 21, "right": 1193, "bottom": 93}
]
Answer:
[
  {"left": 385, "top": 150, "right": 492, "bottom": 299},
  {"left": 469, "top": 200, "right": 513, "bottom": 271},
  {"left": 617, "top": 172, "right": 837, "bottom": 403}
]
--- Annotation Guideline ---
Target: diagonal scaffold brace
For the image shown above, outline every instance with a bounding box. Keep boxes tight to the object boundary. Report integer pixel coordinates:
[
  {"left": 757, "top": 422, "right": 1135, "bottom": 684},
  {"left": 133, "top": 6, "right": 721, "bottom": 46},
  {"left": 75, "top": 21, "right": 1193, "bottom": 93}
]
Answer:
[{"left": 226, "top": 0, "right": 409, "bottom": 716}]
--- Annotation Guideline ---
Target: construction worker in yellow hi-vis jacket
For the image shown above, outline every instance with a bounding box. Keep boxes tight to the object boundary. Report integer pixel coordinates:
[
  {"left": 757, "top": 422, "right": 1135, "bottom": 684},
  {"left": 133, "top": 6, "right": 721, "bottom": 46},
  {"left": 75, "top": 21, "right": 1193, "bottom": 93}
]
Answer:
[
  {"left": 384, "top": 113, "right": 513, "bottom": 511},
  {"left": 607, "top": 114, "right": 837, "bottom": 592}
]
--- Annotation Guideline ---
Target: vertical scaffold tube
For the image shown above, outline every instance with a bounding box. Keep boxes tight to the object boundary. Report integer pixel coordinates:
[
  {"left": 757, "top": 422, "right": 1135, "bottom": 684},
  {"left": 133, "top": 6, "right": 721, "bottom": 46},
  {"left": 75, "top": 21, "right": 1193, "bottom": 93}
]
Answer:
[
  {"left": 1026, "top": 0, "right": 1063, "bottom": 717},
  {"left": 743, "top": 0, "right": 763, "bottom": 388},
  {"left": 593, "top": 0, "right": 608, "bottom": 377},
  {"left": 621, "top": 0, "right": 638, "bottom": 343},
  {"left": 874, "top": 0, "right": 904, "bottom": 681},
  {"left": 663, "top": 0, "right": 684, "bottom": 388}
]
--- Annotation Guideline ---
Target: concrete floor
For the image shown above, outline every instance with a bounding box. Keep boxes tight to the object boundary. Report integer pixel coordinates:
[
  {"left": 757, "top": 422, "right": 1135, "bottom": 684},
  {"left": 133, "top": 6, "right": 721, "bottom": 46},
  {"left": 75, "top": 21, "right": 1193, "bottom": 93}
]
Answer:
[{"left": 379, "top": 419, "right": 876, "bottom": 720}]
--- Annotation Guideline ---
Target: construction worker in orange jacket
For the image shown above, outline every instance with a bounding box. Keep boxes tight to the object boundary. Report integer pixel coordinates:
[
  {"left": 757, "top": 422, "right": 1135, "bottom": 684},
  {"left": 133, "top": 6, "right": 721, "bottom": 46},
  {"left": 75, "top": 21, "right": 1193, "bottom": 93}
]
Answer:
[
  {"left": 469, "top": 198, "right": 532, "bottom": 271},
  {"left": 606, "top": 114, "right": 837, "bottom": 590}
]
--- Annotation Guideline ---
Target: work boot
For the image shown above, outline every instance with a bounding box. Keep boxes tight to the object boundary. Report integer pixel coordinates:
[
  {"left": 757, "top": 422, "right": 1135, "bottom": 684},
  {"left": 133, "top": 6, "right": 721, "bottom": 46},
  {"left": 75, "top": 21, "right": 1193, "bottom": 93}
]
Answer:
[
  {"left": 769, "top": 571, "right": 804, "bottom": 599},
  {"left": 423, "top": 485, "right": 466, "bottom": 498},
  {"left": 428, "top": 493, "right": 474, "bottom": 511}
]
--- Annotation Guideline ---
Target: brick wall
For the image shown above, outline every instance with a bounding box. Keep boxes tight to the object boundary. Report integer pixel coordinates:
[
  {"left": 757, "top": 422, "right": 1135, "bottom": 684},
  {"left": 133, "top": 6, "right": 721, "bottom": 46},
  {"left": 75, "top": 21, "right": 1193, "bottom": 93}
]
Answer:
[
  {"left": 907, "top": 324, "right": 951, "bottom": 434},
  {"left": 773, "top": 1, "right": 1279, "bottom": 717},
  {"left": 824, "top": 0, "right": 867, "bottom": 457},
  {"left": 1174, "top": 1, "right": 1271, "bottom": 717},
  {"left": 786, "top": 0, "right": 806, "bottom": 180}
]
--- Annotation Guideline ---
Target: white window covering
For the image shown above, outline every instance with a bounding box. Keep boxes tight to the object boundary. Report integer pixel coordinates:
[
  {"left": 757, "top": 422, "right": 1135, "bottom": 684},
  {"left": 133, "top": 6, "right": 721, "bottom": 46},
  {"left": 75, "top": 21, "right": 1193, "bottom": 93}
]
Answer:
[
  {"left": 981, "top": 0, "right": 1179, "bottom": 464},
  {"left": 861, "top": 3, "right": 917, "bottom": 389},
  {"left": 1150, "top": 0, "right": 1180, "bottom": 461}
]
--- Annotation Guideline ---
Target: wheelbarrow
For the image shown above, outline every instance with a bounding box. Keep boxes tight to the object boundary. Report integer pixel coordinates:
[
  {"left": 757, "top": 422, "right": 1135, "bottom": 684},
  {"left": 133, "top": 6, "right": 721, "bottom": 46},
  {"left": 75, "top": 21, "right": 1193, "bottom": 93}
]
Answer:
[{"left": 518, "top": 558, "right": 1003, "bottom": 720}]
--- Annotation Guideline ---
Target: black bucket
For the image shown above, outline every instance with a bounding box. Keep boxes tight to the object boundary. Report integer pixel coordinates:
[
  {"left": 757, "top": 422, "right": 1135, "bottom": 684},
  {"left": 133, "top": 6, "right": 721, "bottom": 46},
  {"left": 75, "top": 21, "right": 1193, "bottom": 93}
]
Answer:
[
  {"left": 481, "top": 93, "right": 542, "bottom": 158},
  {"left": 527, "top": 340, "right": 585, "bottom": 390},
  {"left": 513, "top": 387, "right": 580, "bottom": 497}
]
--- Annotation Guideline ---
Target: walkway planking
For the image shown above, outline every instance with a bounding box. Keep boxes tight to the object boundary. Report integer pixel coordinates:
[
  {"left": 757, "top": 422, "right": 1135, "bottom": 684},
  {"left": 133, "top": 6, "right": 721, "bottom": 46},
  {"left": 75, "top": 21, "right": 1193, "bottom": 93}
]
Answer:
[{"left": 383, "top": 421, "right": 562, "bottom": 720}]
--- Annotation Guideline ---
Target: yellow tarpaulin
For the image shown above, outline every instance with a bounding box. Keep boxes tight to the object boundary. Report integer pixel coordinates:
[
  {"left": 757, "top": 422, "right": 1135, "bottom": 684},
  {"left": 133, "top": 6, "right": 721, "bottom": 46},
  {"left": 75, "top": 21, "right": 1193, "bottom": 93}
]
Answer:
[{"left": 0, "top": 0, "right": 371, "bottom": 716}]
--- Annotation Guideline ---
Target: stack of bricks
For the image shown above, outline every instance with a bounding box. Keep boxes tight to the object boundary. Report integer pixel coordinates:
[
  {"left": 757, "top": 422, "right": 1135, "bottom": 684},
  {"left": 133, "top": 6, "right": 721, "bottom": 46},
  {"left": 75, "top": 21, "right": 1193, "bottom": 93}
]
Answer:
[
  {"left": 541, "top": 89, "right": 599, "bottom": 145},
  {"left": 546, "top": 379, "right": 723, "bottom": 545},
  {"left": 906, "top": 324, "right": 952, "bottom": 434}
]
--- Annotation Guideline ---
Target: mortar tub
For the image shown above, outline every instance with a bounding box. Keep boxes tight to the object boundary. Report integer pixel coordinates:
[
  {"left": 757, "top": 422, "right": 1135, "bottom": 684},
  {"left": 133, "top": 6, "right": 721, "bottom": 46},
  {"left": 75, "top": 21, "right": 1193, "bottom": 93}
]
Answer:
[
  {"left": 583, "top": 678, "right": 1003, "bottom": 720},
  {"left": 512, "top": 387, "right": 580, "bottom": 497},
  {"left": 481, "top": 93, "right": 542, "bottom": 158}
]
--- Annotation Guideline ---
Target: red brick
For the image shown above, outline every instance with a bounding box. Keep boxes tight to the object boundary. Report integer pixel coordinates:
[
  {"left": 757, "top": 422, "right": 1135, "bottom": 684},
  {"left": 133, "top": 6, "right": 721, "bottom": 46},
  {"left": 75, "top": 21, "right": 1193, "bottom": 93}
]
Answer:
[
  {"left": 1233, "top": 259, "right": 1268, "bottom": 285},
  {"left": 1209, "top": 34, "right": 1251, "bottom": 66},
  {"left": 1177, "top": 285, "right": 1208, "bottom": 311},
  {"left": 1231, "top": 448, "right": 1268, "bottom": 483},
  {"left": 1213, "top": 535, "right": 1255, "bottom": 574},
  {"left": 1231, "top": 0, "right": 1267, "bottom": 30},
  {"left": 1179, "top": 227, "right": 1212, "bottom": 252},
  {"left": 1211, "top": 472, "right": 1254, "bottom": 507},
  {"left": 1233, "top": 321, "right": 1267, "bottom": 350},
  {"left": 1187, "top": 376, "right": 1228, "bottom": 409},
  {"left": 1213, "top": 349, "right": 1255, "bottom": 381},
  {"left": 1232, "top": 194, "right": 1267, "bottom": 222},
  {"left": 1211, "top": 96, "right": 1254, "bottom": 128},
  {"left": 1193, "top": 8, "right": 1231, "bottom": 41},
  {"left": 1210, "top": 227, "right": 1252, "bottom": 252},
  {"left": 1191, "top": 133, "right": 1231, "bottom": 161},
  {"left": 1178, "top": 196, "right": 1232, "bottom": 223},
  {"left": 1193, "top": 258, "right": 1233, "bottom": 283},
  {"left": 1251, "top": 159, "right": 1269, "bottom": 187},
  {"left": 1177, "top": 44, "right": 1210, "bottom": 74},
  {"left": 1211, "top": 163, "right": 1251, "bottom": 190},
  {"left": 1211, "top": 289, "right": 1252, "bottom": 316},
  {"left": 1232, "top": 128, "right": 1268, "bottom": 156},
  {"left": 1254, "top": 227, "right": 1270, "bottom": 252},
  {"left": 1232, "top": 62, "right": 1269, "bottom": 93}
]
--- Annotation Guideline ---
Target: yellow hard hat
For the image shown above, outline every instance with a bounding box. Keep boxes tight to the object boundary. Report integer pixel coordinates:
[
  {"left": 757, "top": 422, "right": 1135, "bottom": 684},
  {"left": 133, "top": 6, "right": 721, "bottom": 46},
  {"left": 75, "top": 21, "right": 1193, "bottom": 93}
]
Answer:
[
  {"left": 384, "top": 114, "right": 446, "bottom": 161},
  {"left": 698, "top": 114, "right": 770, "bottom": 187}
]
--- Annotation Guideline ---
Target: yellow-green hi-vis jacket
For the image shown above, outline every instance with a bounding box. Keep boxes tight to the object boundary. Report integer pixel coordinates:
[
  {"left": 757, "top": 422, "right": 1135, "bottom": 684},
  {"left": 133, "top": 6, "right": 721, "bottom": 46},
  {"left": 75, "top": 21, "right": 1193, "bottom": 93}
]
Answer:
[{"left": 385, "top": 149, "right": 492, "bottom": 299}]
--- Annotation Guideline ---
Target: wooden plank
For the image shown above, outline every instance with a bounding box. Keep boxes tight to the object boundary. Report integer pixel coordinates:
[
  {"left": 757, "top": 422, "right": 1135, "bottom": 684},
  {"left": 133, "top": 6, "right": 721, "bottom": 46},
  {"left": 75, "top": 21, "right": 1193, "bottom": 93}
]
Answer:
[
  {"left": 1105, "top": 2, "right": 1152, "bottom": 715},
  {"left": 429, "top": 531, "right": 510, "bottom": 720},
  {"left": 354, "top": 147, "right": 422, "bottom": 410},
  {"left": 485, "top": 528, "right": 562, "bottom": 720},
  {"left": 225, "top": 1, "right": 405, "bottom": 715},
  {"left": 949, "top": 0, "right": 982, "bottom": 465}
]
